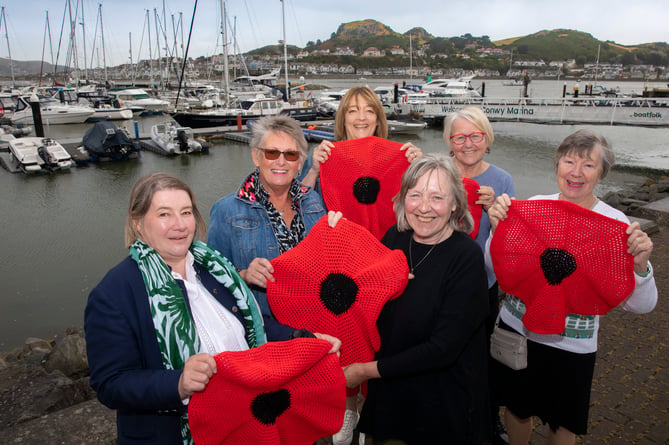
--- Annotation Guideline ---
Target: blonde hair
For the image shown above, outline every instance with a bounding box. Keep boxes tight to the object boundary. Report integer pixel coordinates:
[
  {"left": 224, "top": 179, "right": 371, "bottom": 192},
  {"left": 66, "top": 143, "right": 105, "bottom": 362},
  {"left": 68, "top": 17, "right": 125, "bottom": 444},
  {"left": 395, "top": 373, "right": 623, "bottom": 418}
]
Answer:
[
  {"left": 125, "top": 173, "right": 206, "bottom": 248},
  {"left": 394, "top": 153, "right": 474, "bottom": 234},
  {"left": 334, "top": 86, "right": 388, "bottom": 141}
]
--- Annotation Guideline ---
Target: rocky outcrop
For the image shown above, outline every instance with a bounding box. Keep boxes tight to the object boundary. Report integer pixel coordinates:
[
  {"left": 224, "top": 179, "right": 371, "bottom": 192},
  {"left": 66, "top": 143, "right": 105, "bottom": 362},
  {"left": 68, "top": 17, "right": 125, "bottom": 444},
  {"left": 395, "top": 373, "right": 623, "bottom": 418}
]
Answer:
[
  {"left": 0, "top": 327, "right": 115, "bottom": 444},
  {"left": 601, "top": 176, "right": 669, "bottom": 227}
]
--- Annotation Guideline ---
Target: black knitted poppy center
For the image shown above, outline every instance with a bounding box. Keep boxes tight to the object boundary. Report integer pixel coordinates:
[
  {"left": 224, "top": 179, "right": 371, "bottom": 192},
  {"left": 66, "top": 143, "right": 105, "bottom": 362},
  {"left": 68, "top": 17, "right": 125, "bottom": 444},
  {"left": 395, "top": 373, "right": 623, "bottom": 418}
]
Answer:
[
  {"left": 352, "top": 176, "right": 380, "bottom": 204},
  {"left": 250, "top": 389, "right": 291, "bottom": 425},
  {"left": 319, "top": 273, "right": 359, "bottom": 315},
  {"left": 540, "top": 248, "right": 577, "bottom": 285}
]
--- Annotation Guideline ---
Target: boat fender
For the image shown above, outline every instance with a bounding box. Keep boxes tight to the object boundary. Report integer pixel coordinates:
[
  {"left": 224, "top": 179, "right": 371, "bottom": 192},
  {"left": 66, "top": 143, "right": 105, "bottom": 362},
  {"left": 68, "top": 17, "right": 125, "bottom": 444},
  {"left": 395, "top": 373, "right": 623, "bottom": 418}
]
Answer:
[
  {"left": 303, "top": 101, "right": 309, "bottom": 107},
  {"left": 0, "top": 105, "right": 3, "bottom": 117}
]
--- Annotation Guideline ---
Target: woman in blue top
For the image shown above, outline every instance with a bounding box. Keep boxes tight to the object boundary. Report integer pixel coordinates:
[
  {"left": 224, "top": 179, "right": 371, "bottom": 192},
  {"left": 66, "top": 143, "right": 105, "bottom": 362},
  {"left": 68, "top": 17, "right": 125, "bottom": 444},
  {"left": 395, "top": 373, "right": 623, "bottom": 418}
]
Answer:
[
  {"left": 208, "top": 115, "right": 326, "bottom": 317},
  {"left": 444, "top": 106, "right": 516, "bottom": 445}
]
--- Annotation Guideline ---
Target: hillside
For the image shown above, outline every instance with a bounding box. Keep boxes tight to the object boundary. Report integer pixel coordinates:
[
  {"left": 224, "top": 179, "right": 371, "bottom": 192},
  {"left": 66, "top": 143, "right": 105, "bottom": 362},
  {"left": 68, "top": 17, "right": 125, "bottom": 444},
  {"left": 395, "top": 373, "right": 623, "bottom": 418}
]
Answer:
[{"left": 252, "top": 21, "right": 668, "bottom": 68}]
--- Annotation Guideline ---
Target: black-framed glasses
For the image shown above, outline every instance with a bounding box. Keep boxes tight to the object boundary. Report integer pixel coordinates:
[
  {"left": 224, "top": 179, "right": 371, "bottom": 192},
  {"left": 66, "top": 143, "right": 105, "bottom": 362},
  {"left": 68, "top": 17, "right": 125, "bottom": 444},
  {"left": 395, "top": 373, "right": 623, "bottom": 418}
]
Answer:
[
  {"left": 450, "top": 132, "right": 485, "bottom": 145},
  {"left": 256, "top": 147, "right": 300, "bottom": 162}
]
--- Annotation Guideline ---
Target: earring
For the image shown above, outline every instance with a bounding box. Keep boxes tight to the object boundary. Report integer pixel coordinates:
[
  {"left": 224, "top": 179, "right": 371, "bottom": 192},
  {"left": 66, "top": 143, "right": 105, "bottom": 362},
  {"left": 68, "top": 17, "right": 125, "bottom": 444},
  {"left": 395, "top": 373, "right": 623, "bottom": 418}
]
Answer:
[
  {"left": 486, "top": 147, "right": 491, "bottom": 154},
  {"left": 449, "top": 150, "right": 454, "bottom": 157}
]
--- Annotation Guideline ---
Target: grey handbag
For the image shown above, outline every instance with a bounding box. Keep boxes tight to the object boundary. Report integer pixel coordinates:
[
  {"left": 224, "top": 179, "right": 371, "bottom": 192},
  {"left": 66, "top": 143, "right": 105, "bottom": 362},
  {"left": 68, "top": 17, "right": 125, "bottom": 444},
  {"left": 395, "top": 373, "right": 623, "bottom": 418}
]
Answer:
[{"left": 490, "top": 312, "right": 527, "bottom": 370}]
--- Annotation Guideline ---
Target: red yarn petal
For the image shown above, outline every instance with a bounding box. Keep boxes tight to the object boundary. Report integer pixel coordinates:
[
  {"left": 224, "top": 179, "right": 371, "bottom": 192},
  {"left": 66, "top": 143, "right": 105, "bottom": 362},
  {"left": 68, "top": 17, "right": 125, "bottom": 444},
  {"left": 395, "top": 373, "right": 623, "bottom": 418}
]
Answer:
[
  {"left": 268, "top": 216, "right": 409, "bottom": 366},
  {"left": 462, "top": 177, "right": 483, "bottom": 239},
  {"left": 490, "top": 199, "right": 635, "bottom": 334},
  {"left": 320, "top": 136, "right": 408, "bottom": 240},
  {"left": 189, "top": 338, "right": 346, "bottom": 445}
]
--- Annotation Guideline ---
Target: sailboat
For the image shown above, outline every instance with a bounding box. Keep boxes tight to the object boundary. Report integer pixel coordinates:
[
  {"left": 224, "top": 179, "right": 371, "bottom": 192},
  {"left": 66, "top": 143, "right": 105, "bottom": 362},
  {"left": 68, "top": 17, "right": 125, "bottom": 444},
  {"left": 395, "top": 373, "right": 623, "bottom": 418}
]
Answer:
[{"left": 171, "top": 0, "right": 317, "bottom": 129}]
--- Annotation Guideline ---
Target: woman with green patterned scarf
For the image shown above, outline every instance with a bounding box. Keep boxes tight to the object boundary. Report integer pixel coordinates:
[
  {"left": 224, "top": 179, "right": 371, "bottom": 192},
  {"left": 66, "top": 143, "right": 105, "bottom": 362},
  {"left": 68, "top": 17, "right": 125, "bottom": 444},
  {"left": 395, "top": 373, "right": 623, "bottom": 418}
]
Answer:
[{"left": 85, "top": 173, "right": 341, "bottom": 445}]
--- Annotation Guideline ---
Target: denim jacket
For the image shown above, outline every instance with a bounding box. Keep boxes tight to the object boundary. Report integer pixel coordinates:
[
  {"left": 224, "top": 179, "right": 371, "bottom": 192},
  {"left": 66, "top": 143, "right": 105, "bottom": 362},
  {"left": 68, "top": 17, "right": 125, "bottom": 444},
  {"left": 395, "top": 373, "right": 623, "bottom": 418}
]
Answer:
[{"left": 208, "top": 177, "right": 326, "bottom": 316}]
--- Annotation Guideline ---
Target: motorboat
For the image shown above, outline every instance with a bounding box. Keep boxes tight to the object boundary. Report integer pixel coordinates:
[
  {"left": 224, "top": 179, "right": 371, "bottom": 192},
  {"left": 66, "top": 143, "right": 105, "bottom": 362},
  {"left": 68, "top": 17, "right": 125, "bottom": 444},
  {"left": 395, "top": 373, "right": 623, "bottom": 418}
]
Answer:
[
  {"left": 10, "top": 96, "right": 95, "bottom": 125},
  {"left": 108, "top": 88, "right": 171, "bottom": 114},
  {"left": 150, "top": 121, "right": 203, "bottom": 155},
  {"left": 54, "top": 86, "right": 133, "bottom": 121},
  {"left": 387, "top": 115, "right": 427, "bottom": 135},
  {"left": 8, "top": 137, "right": 74, "bottom": 173},
  {"left": 424, "top": 80, "right": 481, "bottom": 98},
  {"left": 81, "top": 121, "right": 141, "bottom": 161},
  {"left": 172, "top": 95, "right": 317, "bottom": 129}
]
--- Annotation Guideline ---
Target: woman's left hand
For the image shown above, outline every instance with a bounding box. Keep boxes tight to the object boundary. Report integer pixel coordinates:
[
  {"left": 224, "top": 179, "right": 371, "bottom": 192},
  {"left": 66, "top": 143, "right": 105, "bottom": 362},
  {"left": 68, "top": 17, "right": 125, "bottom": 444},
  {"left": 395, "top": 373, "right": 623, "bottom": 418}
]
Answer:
[
  {"left": 313, "top": 332, "right": 342, "bottom": 355},
  {"left": 343, "top": 361, "right": 380, "bottom": 388},
  {"left": 400, "top": 142, "right": 422, "bottom": 163},
  {"left": 476, "top": 185, "right": 495, "bottom": 211},
  {"left": 626, "top": 221, "right": 653, "bottom": 275},
  {"left": 327, "top": 210, "right": 344, "bottom": 227}
]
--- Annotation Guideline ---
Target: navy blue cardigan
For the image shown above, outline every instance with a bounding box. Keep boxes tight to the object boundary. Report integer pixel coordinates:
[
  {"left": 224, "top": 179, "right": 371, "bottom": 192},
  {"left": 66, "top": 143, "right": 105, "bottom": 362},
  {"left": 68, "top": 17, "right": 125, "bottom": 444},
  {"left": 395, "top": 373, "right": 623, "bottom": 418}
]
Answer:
[{"left": 84, "top": 256, "right": 296, "bottom": 445}]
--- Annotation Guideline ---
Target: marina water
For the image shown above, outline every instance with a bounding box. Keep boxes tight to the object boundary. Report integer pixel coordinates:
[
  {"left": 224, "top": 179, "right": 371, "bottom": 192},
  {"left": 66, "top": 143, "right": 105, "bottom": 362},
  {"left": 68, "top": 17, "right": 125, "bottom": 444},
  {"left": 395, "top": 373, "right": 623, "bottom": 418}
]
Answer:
[{"left": 1, "top": 79, "right": 668, "bottom": 348}]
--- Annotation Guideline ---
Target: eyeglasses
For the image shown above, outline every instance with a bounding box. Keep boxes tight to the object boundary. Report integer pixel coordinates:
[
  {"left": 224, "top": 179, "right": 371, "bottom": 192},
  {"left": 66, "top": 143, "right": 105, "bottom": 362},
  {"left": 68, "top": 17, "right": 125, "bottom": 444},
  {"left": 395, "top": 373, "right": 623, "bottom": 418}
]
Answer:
[
  {"left": 450, "top": 132, "right": 485, "bottom": 145},
  {"left": 256, "top": 147, "right": 300, "bottom": 162}
]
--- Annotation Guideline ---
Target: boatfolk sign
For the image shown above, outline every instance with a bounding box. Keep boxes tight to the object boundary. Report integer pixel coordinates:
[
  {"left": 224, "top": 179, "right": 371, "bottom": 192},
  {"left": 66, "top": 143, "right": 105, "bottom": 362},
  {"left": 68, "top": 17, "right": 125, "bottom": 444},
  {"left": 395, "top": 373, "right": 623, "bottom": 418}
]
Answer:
[{"left": 398, "top": 98, "right": 669, "bottom": 127}]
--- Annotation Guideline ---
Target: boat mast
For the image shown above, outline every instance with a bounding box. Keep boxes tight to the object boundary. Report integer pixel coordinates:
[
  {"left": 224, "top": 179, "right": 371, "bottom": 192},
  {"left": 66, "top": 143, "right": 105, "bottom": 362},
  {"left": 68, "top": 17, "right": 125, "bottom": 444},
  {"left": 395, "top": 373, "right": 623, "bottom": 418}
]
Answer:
[
  {"left": 280, "top": 0, "right": 289, "bottom": 99},
  {"left": 80, "top": 0, "right": 87, "bottom": 83},
  {"left": 221, "top": 0, "right": 230, "bottom": 105},
  {"left": 146, "top": 10, "right": 153, "bottom": 86},
  {"left": 40, "top": 11, "right": 54, "bottom": 87},
  {"left": 594, "top": 43, "right": 601, "bottom": 85},
  {"left": 128, "top": 32, "right": 133, "bottom": 82},
  {"left": 98, "top": 4, "right": 107, "bottom": 84},
  {"left": 154, "top": 8, "right": 162, "bottom": 87},
  {"left": 0, "top": 7, "right": 14, "bottom": 87},
  {"left": 409, "top": 33, "right": 413, "bottom": 81}
]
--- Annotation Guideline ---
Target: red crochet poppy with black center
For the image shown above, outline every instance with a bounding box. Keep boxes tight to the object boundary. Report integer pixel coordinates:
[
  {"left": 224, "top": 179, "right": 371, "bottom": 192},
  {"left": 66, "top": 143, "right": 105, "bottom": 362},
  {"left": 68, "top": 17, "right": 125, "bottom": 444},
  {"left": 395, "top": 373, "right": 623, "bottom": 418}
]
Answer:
[
  {"left": 267, "top": 216, "right": 409, "bottom": 395},
  {"left": 319, "top": 136, "right": 409, "bottom": 240},
  {"left": 188, "top": 338, "right": 346, "bottom": 445},
  {"left": 490, "top": 199, "right": 635, "bottom": 334},
  {"left": 462, "top": 176, "right": 482, "bottom": 239}
]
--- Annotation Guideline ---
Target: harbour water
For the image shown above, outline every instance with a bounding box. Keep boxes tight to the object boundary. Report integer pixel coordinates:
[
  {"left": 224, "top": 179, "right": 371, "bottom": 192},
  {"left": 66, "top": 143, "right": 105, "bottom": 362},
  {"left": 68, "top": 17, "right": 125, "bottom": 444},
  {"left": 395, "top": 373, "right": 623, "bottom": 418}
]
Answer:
[{"left": 0, "top": 79, "right": 667, "bottom": 348}]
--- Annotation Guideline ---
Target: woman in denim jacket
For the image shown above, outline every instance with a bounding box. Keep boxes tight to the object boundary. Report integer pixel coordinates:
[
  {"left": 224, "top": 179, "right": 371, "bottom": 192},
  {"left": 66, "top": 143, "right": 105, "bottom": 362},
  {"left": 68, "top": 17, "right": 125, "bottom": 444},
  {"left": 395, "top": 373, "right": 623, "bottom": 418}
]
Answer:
[{"left": 208, "top": 115, "right": 326, "bottom": 317}]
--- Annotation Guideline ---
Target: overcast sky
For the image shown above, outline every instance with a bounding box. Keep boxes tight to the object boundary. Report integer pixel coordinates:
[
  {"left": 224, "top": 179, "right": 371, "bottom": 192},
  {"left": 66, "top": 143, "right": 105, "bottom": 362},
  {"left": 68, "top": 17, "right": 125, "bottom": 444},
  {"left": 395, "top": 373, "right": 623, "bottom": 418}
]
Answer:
[{"left": 2, "top": 0, "right": 667, "bottom": 67}]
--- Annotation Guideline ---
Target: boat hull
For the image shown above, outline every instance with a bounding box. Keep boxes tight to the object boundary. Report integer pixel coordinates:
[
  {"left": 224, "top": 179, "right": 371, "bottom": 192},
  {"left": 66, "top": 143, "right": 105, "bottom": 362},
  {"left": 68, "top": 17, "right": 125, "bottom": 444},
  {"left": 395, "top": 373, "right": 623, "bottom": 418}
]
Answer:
[
  {"left": 172, "top": 107, "right": 318, "bottom": 129},
  {"left": 394, "top": 97, "right": 669, "bottom": 127}
]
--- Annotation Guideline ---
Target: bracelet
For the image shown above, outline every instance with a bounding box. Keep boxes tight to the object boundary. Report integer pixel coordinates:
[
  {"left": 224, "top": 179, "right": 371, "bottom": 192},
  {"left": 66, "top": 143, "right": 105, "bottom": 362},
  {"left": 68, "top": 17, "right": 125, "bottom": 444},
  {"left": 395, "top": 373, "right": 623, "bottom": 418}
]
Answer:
[{"left": 636, "top": 264, "right": 651, "bottom": 278}]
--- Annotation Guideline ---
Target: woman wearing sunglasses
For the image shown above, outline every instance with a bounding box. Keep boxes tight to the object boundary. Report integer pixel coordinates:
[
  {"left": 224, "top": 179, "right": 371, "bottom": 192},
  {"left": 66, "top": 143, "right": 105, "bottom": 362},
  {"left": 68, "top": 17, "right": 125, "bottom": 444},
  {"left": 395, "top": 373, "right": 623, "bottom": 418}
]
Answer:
[{"left": 208, "top": 115, "right": 327, "bottom": 318}]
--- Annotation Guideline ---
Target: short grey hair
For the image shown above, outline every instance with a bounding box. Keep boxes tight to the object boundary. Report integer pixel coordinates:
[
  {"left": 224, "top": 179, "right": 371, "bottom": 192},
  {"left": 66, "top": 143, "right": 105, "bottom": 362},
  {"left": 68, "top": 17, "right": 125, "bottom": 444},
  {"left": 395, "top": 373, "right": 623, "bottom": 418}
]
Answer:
[
  {"left": 394, "top": 152, "right": 474, "bottom": 234},
  {"left": 555, "top": 129, "right": 615, "bottom": 179},
  {"left": 443, "top": 106, "right": 494, "bottom": 148},
  {"left": 249, "top": 115, "right": 308, "bottom": 159}
]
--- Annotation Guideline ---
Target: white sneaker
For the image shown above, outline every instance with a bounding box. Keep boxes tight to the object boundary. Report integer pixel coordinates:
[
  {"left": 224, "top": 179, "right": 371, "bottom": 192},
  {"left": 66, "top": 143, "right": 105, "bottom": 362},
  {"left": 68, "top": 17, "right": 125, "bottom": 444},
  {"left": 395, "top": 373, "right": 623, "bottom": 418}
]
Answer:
[{"left": 332, "top": 409, "right": 359, "bottom": 445}]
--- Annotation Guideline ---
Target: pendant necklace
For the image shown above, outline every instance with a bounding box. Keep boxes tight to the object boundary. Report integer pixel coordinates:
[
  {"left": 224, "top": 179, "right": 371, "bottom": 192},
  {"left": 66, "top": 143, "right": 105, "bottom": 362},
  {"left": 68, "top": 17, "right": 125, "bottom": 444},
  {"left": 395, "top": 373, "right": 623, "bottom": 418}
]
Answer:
[{"left": 409, "top": 237, "right": 437, "bottom": 274}]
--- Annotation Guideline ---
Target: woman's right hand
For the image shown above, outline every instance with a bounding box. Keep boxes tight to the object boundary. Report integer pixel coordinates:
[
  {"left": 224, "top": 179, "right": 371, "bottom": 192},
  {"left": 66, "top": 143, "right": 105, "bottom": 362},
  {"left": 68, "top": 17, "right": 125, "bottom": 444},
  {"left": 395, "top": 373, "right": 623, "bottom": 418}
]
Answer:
[
  {"left": 240, "top": 257, "right": 275, "bottom": 288},
  {"left": 309, "top": 140, "right": 334, "bottom": 176},
  {"left": 178, "top": 353, "right": 217, "bottom": 400},
  {"left": 488, "top": 193, "right": 513, "bottom": 233}
]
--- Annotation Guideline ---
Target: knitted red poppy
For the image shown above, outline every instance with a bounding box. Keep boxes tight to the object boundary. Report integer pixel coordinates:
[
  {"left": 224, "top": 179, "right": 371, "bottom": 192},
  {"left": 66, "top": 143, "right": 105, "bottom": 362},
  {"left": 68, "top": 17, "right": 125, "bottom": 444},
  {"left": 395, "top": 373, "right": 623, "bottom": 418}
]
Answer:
[
  {"left": 188, "top": 338, "right": 346, "bottom": 445},
  {"left": 490, "top": 199, "right": 635, "bottom": 334},
  {"left": 320, "top": 136, "right": 409, "bottom": 240},
  {"left": 462, "top": 177, "right": 482, "bottom": 239},
  {"left": 267, "top": 215, "right": 409, "bottom": 395}
]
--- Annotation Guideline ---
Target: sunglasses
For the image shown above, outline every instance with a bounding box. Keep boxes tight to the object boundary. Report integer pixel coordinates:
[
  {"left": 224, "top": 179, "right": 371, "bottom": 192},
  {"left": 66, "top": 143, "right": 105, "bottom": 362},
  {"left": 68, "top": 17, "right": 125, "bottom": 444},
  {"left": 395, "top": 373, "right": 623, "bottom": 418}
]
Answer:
[{"left": 256, "top": 147, "right": 300, "bottom": 162}]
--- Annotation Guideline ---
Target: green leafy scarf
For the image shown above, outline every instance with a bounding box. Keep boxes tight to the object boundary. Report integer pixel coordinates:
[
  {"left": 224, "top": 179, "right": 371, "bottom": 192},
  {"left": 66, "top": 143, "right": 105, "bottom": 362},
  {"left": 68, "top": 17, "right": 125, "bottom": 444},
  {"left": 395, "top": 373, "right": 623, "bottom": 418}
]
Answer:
[{"left": 130, "top": 239, "right": 267, "bottom": 444}]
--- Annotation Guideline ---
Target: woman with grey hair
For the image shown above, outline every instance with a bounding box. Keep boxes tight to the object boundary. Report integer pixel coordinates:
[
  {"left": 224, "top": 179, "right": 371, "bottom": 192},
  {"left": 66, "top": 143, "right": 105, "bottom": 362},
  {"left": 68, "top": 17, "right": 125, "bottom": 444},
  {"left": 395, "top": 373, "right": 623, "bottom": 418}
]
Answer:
[
  {"left": 208, "top": 115, "right": 327, "bottom": 317},
  {"left": 342, "top": 153, "right": 490, "bottom": 444},
  {"left": 486, "top": 129, "right": 657, "bottom": 445}
]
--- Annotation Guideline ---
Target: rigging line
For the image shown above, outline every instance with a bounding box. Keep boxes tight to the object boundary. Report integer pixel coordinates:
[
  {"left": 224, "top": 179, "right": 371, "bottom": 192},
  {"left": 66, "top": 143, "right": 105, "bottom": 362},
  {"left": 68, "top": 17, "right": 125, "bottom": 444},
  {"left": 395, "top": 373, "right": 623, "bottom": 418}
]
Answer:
[
  {"left": 54, "top": 1, "right": 69, "bottom": 79},
  {"left": 287, "top": 0, "right": 303, "bottom": 48},
  {"left": 175, "top": 0, "right": 198, "bottom": 110}
]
